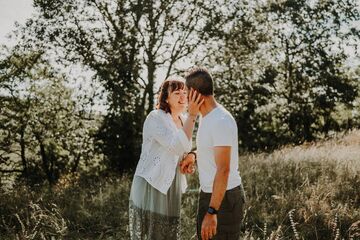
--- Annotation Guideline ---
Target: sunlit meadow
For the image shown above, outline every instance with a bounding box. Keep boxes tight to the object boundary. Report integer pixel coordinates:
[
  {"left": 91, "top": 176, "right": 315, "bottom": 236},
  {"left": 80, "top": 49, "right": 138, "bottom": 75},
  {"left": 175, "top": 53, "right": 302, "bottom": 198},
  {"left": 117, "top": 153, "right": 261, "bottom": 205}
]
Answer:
[{"left": 1, "top": 130, "right": 359, "bottom": 239}]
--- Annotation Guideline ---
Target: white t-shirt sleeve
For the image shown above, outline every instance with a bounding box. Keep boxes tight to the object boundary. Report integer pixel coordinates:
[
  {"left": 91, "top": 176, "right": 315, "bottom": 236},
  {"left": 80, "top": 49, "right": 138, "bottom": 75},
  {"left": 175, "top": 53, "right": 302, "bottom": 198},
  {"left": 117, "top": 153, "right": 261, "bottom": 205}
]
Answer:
[{"left": 212, "top": 117, "right": 234, "bottom": 146}]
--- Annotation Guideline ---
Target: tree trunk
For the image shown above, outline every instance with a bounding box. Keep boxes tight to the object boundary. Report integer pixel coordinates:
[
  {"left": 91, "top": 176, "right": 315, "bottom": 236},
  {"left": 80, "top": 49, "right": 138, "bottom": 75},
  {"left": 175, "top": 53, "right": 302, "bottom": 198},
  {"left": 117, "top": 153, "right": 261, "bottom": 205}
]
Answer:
[
  {"left": 146, "top": 61, "right": 156, "bottom": 115},
  {"left": 36, "top": 134, "right": 54, "bottom": 185},
  {"left": 71, "top": 154, "right": 81, "bottom": 173},
  {"left": 19, "top": 125, "right": 28, "bottom": 177}
]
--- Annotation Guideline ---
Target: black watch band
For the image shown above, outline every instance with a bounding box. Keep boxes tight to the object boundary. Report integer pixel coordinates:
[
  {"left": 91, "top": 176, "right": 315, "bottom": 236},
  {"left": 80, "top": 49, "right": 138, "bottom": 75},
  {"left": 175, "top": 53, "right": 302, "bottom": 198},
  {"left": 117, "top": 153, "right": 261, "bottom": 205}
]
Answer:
[{"left": 207, "top": 206, "right": 218, "bottom": 215}]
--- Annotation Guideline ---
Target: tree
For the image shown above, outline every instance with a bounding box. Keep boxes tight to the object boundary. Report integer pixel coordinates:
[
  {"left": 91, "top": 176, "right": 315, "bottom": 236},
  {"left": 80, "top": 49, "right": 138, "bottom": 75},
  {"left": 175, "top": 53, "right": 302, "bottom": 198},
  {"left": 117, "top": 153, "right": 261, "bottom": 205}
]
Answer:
[
  {"left": 265, "top": 0, "right": 359, "bottom": 141},
  {"left": 210, "top": 0, "right": 360, "bottom": 150},
  {"left": 0, "top": 47, "right": 44, "bottom": 178},
  {"left": 29, "top": 0, "right": 208, "bottom": 171},
  {"left": 0, "top": 47, "right": 100, "bottom": 186}
]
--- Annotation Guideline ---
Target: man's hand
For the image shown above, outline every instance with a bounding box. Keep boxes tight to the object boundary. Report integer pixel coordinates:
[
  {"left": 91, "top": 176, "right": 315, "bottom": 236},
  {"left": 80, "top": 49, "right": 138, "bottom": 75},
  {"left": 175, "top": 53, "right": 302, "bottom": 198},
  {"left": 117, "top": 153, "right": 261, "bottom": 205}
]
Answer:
[
  {"left": 188, "top": 88, "right": 204, "bottom": 117},
  {"left": 179, "top": 153, "right": 196, "bottom": 174},
  {"left": 201, "top": 213, "right": 217, "bottom": 240}
]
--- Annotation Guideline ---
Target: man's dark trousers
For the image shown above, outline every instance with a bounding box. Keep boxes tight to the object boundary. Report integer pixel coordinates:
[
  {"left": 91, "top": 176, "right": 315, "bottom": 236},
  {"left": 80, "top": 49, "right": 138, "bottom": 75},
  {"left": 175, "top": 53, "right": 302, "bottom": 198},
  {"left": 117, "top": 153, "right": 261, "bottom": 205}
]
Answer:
[{"left": 197, "top": 185, "right": 246, "bottom": 240}]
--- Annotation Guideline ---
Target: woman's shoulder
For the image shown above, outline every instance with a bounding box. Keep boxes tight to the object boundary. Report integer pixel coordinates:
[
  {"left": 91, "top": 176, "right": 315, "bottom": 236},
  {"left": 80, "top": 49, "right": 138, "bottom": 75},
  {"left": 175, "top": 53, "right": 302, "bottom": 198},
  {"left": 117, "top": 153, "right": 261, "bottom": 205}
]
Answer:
[
  {"left": 148, "top": 109, "right": 167, "bottom": 117},
  {"left": 144, "top": 109, "right": 172, "bottom": 131},
  {"left": 146, "top": 109, "right": 169, "bottom": 122}
]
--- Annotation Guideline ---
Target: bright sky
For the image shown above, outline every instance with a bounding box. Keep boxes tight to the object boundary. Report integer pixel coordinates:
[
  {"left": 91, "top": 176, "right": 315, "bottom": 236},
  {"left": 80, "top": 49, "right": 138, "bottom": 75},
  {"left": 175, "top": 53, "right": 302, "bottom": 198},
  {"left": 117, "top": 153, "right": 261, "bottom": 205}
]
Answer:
[{"left": 0, "top": 0, "right": 34, "bottom": 46}]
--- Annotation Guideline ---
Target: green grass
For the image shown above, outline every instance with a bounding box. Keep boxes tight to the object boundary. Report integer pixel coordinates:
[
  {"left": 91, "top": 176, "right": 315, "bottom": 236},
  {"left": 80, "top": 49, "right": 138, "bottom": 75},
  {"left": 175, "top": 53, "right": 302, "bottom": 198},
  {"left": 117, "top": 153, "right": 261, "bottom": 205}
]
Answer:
[{"left": 1, "top": 130, "right": 360, "bottom": 239}]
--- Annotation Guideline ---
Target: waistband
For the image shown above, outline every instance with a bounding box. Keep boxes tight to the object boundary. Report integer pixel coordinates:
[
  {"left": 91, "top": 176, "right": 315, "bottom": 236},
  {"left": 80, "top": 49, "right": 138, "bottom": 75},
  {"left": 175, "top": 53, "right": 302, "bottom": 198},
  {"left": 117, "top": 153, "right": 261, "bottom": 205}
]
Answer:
[{"left": 200, "top": 185, "right": 242, "bottom": 195}]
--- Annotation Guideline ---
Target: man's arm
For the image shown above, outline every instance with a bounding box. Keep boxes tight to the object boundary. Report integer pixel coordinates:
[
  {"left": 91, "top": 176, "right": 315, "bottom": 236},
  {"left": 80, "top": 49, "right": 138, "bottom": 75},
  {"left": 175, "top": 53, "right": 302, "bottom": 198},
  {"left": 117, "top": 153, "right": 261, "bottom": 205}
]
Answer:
[{"left": 201, "top": 146, "right": 231, "bottom": 240}]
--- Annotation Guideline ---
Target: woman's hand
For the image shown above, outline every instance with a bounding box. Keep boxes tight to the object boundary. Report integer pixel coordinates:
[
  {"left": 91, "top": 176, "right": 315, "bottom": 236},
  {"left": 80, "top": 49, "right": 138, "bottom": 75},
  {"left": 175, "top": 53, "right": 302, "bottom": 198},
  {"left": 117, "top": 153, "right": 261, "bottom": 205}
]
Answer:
[
  {"left": 187, "top": 88, "right": 204, "bottom": 117},
  {"left": 180, "top": 153, "right": 196, "bottom": 174}
]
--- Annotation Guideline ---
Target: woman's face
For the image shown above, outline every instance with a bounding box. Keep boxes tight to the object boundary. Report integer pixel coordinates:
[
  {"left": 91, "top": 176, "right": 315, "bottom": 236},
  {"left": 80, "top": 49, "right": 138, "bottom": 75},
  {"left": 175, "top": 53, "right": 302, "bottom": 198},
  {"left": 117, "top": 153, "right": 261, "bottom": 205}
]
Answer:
[{"left": 167, "top": 87, "right": 187, "bottom": 113}]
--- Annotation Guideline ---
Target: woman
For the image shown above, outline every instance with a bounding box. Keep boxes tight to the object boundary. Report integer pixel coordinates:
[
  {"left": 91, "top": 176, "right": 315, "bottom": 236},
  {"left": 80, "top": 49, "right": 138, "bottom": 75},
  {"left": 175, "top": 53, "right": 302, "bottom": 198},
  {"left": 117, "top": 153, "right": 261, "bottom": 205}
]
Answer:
[{"left": 129, "top": 76, "right": 203, "bottom": 240}]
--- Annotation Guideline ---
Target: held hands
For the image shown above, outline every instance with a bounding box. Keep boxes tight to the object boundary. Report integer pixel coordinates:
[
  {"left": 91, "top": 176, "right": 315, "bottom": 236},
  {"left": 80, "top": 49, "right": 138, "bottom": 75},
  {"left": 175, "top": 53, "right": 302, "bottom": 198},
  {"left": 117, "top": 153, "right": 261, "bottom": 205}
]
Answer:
[
  {"left": 201, "top": 213, "right": 217, "bottom": 240},
  {"left": 188, "top": 88, "right": 204, "bottom": 117},
  {"left": 179, "top": 153, "right": 196, "bottom": 174}
]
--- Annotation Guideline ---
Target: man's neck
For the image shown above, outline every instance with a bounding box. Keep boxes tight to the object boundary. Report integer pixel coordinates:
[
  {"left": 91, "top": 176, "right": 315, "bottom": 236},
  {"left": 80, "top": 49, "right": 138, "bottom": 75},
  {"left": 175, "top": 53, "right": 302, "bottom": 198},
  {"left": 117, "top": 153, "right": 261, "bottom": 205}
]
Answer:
[{"left": 200, "top": 96, "right": 218, "bottom": 117}]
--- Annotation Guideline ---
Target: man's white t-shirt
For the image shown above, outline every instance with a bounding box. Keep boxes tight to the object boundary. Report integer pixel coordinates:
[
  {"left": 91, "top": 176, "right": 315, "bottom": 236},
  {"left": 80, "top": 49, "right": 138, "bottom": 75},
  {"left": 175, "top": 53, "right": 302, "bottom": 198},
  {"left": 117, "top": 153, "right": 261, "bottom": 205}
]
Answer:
[{"left": 196, "top": 105, "right": 242, "bottom": 193}]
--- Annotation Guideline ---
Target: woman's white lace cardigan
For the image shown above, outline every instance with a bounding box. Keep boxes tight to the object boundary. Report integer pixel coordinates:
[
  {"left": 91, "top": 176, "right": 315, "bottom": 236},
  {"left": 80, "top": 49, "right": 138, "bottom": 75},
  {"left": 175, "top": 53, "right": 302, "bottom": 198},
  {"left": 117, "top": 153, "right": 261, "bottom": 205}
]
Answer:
[{"left": 134, "top": 109, "right": 192, "bottom": 194}]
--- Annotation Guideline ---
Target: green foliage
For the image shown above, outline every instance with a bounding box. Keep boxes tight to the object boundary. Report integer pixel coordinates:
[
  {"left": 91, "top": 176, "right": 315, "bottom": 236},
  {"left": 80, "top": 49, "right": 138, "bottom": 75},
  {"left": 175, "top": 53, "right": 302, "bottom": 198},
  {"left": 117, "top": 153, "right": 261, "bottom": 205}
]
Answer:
[
  {"left": 209, "top": 0, "right": 360, "bottom": 151},
  {"left": 28, "top": 0, "right": 209, "bottom": 172},
  {"left": 0, "top": 48, "right": 101, "bottom": 186},
  {"left": 95, "top": 112, "right": 142, "bottom": 171},
  {"left": 32, "top": 0, "right": 144, "bottom": 173},
  {"left": 1, "top": 0, "right": 359, "bottom": 182},
  {"left": 2, "top": 0, "right": 359, "bottom": 175}
]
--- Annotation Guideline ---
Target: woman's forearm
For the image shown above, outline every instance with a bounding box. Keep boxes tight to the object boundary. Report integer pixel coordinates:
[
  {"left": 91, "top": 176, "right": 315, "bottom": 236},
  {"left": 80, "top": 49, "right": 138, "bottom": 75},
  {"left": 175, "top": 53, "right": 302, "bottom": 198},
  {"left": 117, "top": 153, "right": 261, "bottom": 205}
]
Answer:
[{"left": 182, "top": 114, "right": 197, "bottom": 140}]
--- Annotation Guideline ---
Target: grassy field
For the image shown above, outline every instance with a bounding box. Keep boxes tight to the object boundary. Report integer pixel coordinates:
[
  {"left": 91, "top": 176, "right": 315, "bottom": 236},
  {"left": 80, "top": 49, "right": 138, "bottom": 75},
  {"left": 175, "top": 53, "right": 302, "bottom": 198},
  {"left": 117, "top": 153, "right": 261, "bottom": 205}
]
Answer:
[{"left": 1, "top": 130, "right": 359, "bottom": 239}]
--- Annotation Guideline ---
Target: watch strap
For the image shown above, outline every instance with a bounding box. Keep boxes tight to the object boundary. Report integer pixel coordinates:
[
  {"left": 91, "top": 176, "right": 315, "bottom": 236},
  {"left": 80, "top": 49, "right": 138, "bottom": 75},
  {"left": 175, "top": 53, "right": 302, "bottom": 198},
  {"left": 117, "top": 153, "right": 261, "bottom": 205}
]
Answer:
[{"left": 207, "top": 206, "right": 218, "bottom": 215}]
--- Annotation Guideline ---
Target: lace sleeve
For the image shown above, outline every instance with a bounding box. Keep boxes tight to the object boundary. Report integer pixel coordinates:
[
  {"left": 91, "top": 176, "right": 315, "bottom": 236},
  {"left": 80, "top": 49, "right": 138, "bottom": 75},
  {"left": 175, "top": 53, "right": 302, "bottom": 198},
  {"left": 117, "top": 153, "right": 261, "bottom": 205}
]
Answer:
[{"left": 144, "top": 114, "right": 191, "bottom": 156}]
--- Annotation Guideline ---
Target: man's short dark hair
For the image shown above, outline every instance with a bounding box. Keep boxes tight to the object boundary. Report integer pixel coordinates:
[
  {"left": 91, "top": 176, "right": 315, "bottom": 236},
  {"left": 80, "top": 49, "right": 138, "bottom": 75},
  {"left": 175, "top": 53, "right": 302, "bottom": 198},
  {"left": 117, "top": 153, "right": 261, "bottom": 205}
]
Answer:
[{"left": 185, "top": 66, "right": 214, "bottom": 96}]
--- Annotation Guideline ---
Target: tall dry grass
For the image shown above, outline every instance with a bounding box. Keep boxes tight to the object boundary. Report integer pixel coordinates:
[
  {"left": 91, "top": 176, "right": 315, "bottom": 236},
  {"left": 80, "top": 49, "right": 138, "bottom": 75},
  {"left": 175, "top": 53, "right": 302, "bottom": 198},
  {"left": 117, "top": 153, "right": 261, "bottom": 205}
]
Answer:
[
  {"left": 0, "top": 130, "right": 359, "bottom": 239},
  {"left": 181, "top": 130, "right": 360, "bottom": 239}
]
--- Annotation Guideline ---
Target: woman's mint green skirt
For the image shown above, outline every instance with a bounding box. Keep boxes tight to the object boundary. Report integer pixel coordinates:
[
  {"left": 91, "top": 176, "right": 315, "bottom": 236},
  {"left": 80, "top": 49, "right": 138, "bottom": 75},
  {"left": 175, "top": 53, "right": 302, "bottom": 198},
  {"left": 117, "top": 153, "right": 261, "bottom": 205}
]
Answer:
[{"left": 129, "top": 167, "right": 182, "bottom": 240}]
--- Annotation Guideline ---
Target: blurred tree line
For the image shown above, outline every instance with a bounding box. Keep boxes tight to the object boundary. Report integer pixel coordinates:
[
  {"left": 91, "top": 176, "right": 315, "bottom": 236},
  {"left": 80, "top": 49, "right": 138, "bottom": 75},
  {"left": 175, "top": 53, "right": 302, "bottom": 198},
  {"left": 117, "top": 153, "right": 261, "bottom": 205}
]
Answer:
[{"left": 0, "top": 0, "right": 359, "bottom": 186}]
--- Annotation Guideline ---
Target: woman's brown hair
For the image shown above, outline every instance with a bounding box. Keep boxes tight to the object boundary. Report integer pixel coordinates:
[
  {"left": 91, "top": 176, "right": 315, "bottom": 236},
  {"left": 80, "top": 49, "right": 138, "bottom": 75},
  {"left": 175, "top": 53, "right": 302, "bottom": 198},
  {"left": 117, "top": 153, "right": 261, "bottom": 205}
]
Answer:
[{"left": 156, "top": 76, "right": 186, "bottom": 113}]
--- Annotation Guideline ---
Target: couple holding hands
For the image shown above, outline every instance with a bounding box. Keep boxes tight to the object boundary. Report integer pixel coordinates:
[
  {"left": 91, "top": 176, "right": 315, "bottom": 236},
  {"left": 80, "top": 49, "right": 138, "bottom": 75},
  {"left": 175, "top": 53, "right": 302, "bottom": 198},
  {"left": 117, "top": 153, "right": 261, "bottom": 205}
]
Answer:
[{"left": 129, "top": 67, "right": 246, "bottom": 240}]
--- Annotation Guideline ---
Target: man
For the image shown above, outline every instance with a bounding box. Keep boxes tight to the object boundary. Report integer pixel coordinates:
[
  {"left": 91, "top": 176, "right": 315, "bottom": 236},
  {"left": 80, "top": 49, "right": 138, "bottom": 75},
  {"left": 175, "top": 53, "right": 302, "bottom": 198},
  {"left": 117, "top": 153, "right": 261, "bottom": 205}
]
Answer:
[{"left": 181, "top": 66, "right": 246, "bottom": 240}]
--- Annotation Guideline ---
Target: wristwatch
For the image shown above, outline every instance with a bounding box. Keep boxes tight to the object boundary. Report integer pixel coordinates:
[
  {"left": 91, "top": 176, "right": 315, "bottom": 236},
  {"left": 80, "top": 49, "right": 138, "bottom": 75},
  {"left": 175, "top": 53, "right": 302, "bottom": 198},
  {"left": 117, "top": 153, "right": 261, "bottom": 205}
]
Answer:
[{"left": 207, "top": 206, "right": 218, "bottom": 215}]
